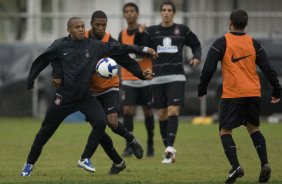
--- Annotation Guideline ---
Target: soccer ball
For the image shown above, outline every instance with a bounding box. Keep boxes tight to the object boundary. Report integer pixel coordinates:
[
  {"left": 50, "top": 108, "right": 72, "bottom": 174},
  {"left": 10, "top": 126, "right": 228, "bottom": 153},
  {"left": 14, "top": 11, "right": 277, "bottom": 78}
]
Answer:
[{"left": 96, "top": 57, "right": 118, "bottom": 78}]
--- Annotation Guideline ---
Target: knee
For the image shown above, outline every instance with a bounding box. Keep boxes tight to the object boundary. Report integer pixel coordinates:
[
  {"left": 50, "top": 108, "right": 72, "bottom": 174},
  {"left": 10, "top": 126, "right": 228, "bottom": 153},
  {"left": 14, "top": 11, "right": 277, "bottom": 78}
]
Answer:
[
  {"left": 143, "top": 106, "right": 153, "bottom": 117},
  {"left": 167, "top": 105, "right": 179, "bottom": 116},
  {"left": 158, "top": 109, "right": 168, "bottom": 121},
  {"left": 123, "top": 106, "right": 135, "bottom": 115},
  {"left": 91, "top": 118, "right": 106, "bottom": 131},
  {"left": 219, "top": 128, "right": 232, "bottom": 137},
  {"left": 246, "top": 123, "right": 259, "bottom": 135},
  {"left": 107, "top": 113, "right": 118, "bottom": 129}
]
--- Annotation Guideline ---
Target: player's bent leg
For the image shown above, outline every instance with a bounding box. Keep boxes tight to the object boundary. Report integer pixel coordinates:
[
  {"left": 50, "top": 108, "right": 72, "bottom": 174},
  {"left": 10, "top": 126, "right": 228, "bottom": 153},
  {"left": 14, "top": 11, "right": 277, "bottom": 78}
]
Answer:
[
  {"left": 22, "top": 102, "right": 72, "bottom": 176},
  {"left": 79, "top": 97, "right": 107, "bottom": 172}
]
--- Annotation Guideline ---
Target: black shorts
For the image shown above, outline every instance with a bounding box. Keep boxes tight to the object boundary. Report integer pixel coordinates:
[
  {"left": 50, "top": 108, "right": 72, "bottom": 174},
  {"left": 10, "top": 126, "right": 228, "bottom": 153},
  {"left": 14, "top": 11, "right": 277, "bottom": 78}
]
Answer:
[
  {"left": 95, "top": 91, "right": 120, "bottom": 115},
  {"left": 152, "top": 82, "right": 185, "bottom": 109},
  {"left": 219, "top": 97, "right": 261, "bottom": 130},
  {"left": 121, "top": 85, "right": 153, "bottom": 107}
]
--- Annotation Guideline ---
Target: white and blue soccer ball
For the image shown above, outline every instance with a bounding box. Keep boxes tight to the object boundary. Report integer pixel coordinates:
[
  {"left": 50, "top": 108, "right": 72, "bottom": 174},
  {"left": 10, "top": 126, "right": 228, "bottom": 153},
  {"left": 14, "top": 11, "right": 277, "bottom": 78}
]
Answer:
[{"left": 96, "top": 57, "right": 118, "bottom": 78}]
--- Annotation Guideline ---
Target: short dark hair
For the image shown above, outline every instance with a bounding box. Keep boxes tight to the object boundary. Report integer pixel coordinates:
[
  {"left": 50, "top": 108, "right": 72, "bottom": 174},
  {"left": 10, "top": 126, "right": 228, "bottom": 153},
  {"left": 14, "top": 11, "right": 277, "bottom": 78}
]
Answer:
[
  {"left": 160, "top": 1, "right": 176, "bottom": 13},
  {"left": 67, "top": 17, "right": 81, "bottom": 28},
  {"left": 123, "top": 2, "right": 139, "bottom": 13},
  {"left": 91, "top": 10, "right": 107, "bottom": 23},
  {"left": 230, "top": 9, "right": 248, "bottom": 29}
]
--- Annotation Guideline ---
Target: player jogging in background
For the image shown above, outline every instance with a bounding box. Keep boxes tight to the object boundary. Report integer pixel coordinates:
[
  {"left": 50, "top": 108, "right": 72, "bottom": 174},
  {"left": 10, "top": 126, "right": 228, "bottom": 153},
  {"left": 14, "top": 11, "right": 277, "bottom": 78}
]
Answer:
[
  {"left": 119, "top": 2, "right": 155, "bottom": 157},
  {"left": 134, "top": 1, "right": 201, "bottom": 164},
  {"left": 198, "top": 9, "right": 281, "bottom": 184}
]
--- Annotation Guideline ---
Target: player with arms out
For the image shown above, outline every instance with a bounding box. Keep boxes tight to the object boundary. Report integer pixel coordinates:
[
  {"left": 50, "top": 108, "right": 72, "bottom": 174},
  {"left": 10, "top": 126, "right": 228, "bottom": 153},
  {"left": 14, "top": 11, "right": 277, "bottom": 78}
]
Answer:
[
  {"left": 52, "top": 10, "right": 154, "bottom": 174},
  {"left": 198, "top": 9, "right": 281, "bottom": 183},
  {"left": 21, "top": 17, "right": 157, "bottom": 176},
  {"left": 135, "top": 1, "right": 201, "bottom": 163},
  {"left": 119, "top": 2, "right": 155, "bottom": 157}
]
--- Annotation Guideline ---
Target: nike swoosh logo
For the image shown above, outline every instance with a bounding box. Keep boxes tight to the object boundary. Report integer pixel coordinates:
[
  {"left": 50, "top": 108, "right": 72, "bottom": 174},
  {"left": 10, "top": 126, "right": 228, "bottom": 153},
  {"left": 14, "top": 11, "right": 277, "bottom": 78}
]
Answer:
[
  {"left": 63, "top": 53, "right": 69, "bottom": 56},
  {"left": 107, "top": 107, "right": 115, "bottom": 110},
  {"left": 173, "top": 98, "right": 180, "bottom": 102},
  {"left": 229, "top": 170, "right": 236, "bottom": 177},
  {"left": 231, "top": 55, "right": 251, "bottom": 63}
]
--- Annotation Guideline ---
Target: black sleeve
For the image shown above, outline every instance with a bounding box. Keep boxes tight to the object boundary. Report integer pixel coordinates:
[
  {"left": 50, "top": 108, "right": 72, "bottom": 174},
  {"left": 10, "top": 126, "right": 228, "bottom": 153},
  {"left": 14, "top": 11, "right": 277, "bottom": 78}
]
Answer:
[
  {"left": 198, "top": 36, "right": 226, "bottom": 97},
  {"left": 118, "top": 31, "right": 122, "bottom": 43},
  {"left": 253, "top": 39, "right": 281, "bottom": 98},
  {"left": 97, "top": 41, "right": 146, "bottom": 58},
  {"left": 108, "top": 36, "right": 145, "bottom": 80},
  {"left": 111, "top": 54, "right": 145, "bottom": 80},
  {"left": 185, "top": 29, "right": 202, "bottom": 61},
  {"left": 134, "top": 28, "right": 150, "bottom": 46},
  {"left": 26, "top": 41, "right": 59, "bottom": 89},
  {"left": 51, "top": 58, "right": 63, "bottom": 79}
]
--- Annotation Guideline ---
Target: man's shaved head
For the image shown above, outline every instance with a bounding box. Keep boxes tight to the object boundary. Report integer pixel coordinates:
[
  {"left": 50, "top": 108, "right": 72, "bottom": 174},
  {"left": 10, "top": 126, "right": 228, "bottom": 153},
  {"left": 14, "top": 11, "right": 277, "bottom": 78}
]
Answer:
[{"left": 67, "top": 17, "right": 82, "bottom": 28}]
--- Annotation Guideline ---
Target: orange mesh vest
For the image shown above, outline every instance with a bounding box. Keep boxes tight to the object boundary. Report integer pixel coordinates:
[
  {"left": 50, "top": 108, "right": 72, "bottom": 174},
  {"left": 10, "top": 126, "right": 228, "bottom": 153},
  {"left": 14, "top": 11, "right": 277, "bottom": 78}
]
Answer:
[
  {"left": 221, "top": 33, "right": 260, "bottom": 98},
  {"left": 85, "top": 30, "right": 120, "bottom": 93},
  {"left": 120, "top": 29, "right": 152, "bottom": 80}
]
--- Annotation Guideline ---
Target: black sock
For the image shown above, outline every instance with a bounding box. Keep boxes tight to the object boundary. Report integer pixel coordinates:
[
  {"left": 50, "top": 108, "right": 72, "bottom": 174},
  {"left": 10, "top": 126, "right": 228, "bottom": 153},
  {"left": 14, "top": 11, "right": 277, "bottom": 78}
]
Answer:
[
  {"left": 145, "top": 116, "right": 154, "bottom": 148},
  {"left": 221, "top": 134, "right": 240, "bottom": 169},
  {"left": 111, "top": 121, "right": 134, "bottom": 143},
  {"left": 251, "top": 131, "right": 268, "bottom": 167},
  {"left": 159, "top": 120, "right": 168, "bottom": 147},
  {"left": 123, "top": 115, "right": 133, "bottom": 132},
  {"left": 100, "top": 133, "right": 122, "bottom": 164},
  {"left": 167, "top": 115, "right": 178, "bottom": 147}
]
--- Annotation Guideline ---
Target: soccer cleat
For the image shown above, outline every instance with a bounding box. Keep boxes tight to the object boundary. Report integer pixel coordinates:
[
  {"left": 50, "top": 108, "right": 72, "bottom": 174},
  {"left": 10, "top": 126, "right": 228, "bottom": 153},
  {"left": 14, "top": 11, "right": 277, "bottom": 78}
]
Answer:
[
  {"left": 259, "top": 164, "right": 271, "bottom": 183},
  {"left": 77, "top": 158, "right": 95, "bottom": 173},
  {"left": 225, "top": 166, "right": 244, "bottom": 184},
  {"left": 161, "top": 146, "right": 176, "bottom": 164},
  {"left": 147, "top": 146, "right": 154, "bottom": 157},
  {"left": 20, "top": 163, "right": 33, "bottom": 176},
  {"left": 129, "top": 139, "right": 144, "bottom": 159},
  {"left": 108, "top": 160, "right": 126, "bottom": 175}
]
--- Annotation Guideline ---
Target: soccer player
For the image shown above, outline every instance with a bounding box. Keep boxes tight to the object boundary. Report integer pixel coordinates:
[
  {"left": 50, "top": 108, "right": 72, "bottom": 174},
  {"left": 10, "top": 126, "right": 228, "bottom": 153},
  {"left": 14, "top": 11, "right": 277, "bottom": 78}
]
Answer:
[
  {"left": 20, "top": 17, "right": 157, "bottom": 176},
  {"left": 135, "top": 1, "right": 201, "bottom": 163},
  {"left": 198, "top": 9, "right": 281, "bottom": 183},
  {"left": 52, "top": 11, "right": 153, "bottom": 173},
  {"left": 86, "top": 10, "right": 152, "bottom": 165},
  {"left": 119, "top": 2, "right": 155, "bottom": 157}
]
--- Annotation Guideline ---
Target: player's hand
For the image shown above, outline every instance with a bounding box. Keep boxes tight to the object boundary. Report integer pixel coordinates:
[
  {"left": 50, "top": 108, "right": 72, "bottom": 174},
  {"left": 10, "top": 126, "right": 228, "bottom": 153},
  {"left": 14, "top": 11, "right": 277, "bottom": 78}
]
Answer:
[
  {"left": 52, "top": 78, "right": 62, "bottom": 88},
  {"left": 271, "top": 96, "right": 280, "bottom": 103},
  {"left": 146, "top": 48, "right": 158, "bottom": 59},
  {"left": 142, "top": 68, "right": 153, "bottom": 80},
  {"left": 138, "top": 23, "right": 146, "bottom": 33},
  {"left": 189, "top": 58, "right": 200, "bottom": 68}
]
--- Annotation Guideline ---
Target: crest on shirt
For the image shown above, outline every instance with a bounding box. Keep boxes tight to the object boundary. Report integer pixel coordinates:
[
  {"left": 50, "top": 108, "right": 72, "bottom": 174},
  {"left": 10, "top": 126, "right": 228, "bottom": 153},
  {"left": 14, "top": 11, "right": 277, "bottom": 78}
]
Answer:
[
  {"left": 157, "top": 37, "right": 178, "bottom": 53},
  {"left": 85, "top": 49, "right": 90, "bottom": 58},
  {"left": 174, "top": 27, "right": 180, "bottom": 35},
  {"left": 54, "top": 93, "right": 63, "bottom": 106}
]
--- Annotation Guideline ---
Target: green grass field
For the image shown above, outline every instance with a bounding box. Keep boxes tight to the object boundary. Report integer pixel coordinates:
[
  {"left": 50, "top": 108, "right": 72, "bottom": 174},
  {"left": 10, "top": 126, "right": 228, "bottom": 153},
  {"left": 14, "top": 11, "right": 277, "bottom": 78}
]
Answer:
[{"left": 0, "top": 117, "right": 282, "bottom": 184}]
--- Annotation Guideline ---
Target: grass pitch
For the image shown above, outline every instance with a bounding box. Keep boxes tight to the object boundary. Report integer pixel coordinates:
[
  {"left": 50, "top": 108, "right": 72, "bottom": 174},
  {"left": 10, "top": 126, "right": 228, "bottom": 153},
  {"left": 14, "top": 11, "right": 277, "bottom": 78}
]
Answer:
[{"left": 0, "top": 117, "right": 282, "bottom": 184}]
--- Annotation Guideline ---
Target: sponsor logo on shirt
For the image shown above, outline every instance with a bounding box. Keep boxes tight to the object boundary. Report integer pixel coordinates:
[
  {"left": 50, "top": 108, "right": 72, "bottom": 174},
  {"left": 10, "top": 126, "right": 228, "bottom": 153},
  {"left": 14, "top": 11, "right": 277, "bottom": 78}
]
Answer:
[{"left": 157, "top": 37, "right": 178, "bottom": 53}]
